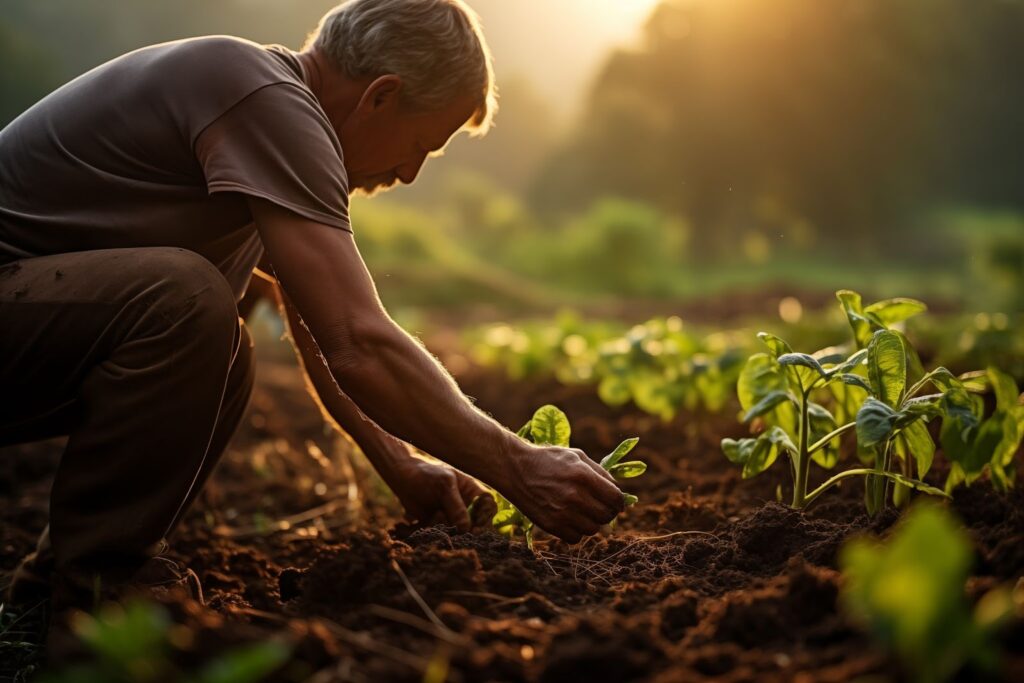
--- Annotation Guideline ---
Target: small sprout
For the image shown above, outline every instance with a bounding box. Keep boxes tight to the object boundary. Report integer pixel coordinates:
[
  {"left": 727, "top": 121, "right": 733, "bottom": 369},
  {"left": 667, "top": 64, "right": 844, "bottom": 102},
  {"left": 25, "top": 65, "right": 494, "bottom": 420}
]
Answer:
[{"left": 490, "top": 405, "right": 645, "bottom": 547}]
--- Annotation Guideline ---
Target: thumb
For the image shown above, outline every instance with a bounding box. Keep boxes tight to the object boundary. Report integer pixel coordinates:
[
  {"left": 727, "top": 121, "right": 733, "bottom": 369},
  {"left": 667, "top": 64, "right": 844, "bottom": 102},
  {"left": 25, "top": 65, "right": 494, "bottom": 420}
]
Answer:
[
  {"left": 441, "top": 475, "right": 472, "bottom": 533},
  {"left": 456, "top": 473, "right": 489, "bottom": 504}
]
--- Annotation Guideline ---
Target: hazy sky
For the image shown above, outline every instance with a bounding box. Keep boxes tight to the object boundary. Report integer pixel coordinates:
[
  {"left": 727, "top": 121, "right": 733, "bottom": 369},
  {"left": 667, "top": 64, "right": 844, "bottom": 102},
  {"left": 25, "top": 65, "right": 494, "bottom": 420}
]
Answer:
[{"left": 464, "top": 0, "right": 661, "bottom": 123}]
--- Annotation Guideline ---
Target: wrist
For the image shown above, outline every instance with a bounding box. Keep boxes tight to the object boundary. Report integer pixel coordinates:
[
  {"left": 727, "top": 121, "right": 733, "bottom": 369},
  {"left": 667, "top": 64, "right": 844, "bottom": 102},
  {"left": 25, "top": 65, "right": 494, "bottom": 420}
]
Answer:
[
  {"left": 475, "top": 428, "right": 529, "bottom": 495},
  {"left": 355, "top": 430, "right": 412, "bottom": 483}
]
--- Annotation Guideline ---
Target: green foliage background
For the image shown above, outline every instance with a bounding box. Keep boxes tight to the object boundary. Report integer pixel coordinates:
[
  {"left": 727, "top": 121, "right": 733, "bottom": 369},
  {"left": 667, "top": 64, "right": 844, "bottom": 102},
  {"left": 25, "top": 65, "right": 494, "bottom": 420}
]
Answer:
[{"left": 2, "top": 0, "right": 1022, "bottom": 313}]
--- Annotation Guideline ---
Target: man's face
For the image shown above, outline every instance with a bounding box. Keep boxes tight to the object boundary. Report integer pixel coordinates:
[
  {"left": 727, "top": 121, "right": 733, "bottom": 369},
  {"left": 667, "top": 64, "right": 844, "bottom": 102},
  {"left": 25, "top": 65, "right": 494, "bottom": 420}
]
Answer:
[{"left": 336, "top": 77, "right": 479, "bottom": 196}]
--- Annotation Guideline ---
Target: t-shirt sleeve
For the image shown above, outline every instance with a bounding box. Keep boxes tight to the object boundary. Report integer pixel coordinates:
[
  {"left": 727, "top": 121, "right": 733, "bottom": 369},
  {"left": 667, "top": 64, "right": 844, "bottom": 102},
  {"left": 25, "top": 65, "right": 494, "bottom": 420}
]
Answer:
[{"left": 194, "top": 83, "right": 351, "bottom": 231}]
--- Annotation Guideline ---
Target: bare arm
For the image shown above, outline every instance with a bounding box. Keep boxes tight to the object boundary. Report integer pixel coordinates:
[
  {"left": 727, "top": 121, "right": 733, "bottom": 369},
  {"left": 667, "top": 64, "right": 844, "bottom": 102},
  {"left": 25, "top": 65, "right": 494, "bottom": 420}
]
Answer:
[
  {"left": 249, "top": 198, "right": 624, "bottom": 542},
  {"left": 257, "top": 271, "right": 489, "bottom": 528}
]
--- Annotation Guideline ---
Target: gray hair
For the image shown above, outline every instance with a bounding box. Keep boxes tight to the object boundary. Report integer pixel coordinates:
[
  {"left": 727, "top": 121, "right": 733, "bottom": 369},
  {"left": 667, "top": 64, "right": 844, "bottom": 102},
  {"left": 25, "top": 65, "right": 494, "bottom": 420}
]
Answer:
[{"left": 307, "top": 0, "right": 498, "bottom": 136}]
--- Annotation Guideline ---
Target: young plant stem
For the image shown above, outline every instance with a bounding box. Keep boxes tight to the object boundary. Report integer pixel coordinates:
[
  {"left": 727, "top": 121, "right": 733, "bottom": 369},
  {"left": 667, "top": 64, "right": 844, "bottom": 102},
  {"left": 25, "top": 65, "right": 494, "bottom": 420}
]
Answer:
[
  {"left": 792, "top": 389, "right": 812, "bottom": 508},
  {"left": 807, "top": 421, "right": 856, "bottom": 455},
  {"left": 803, "top": 468, "right": 880, "bottom": 507}
]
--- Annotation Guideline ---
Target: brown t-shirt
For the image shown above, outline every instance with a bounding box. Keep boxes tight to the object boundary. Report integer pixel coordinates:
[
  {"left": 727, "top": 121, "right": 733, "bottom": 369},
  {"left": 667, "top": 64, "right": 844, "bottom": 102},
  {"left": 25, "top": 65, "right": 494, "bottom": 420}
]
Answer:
[{"left": 0, "top": 36, "right": 351, "bottom": 300}]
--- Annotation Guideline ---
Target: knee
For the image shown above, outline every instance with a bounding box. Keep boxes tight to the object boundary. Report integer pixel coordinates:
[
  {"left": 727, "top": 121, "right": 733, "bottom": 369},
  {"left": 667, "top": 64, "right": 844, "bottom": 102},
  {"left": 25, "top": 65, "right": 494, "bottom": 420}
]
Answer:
[{"left": 128, "top": 248, "right": 237, "bottom": 342}]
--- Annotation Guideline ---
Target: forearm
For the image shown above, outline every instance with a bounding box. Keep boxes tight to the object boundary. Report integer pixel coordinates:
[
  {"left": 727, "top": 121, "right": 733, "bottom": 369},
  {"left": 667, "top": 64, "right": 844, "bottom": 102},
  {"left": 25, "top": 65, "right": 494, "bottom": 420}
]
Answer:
[
  {"left": 275, "top": 285, "right": 415, "bottom": 486},
  {"left": 328, "top": 319, "right": 516, "bottom": 486},
  {"left": 251, "top": 204, "right": 519, "bottom": 489}
]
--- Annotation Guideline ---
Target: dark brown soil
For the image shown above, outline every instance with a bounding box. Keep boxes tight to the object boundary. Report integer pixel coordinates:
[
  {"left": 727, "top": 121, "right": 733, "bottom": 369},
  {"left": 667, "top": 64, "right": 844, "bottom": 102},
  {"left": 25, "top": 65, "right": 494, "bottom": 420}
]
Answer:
[{"left": 2, "top": 342, "right": 1022, "bottom": 683}]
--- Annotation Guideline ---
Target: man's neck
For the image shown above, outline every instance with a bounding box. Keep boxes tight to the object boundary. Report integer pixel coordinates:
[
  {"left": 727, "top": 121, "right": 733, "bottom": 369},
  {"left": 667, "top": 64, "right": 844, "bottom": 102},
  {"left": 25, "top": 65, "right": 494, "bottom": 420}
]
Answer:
[
  {"left": 296, "top": 49, "right": 372, "bottom": 134},
  {"left": 296, "top": 50, "right": 325, "bottom": 99}
]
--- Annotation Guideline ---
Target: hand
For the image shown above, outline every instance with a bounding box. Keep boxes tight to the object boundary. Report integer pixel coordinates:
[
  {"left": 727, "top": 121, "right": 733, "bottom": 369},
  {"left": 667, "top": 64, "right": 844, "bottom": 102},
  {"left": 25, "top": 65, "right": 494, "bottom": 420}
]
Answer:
[
  {"left": 502, "top": 443, "right": 625, "bottom": 544},
  {"left": 389, "top": 454, "right": 494, "bottom": 533}
]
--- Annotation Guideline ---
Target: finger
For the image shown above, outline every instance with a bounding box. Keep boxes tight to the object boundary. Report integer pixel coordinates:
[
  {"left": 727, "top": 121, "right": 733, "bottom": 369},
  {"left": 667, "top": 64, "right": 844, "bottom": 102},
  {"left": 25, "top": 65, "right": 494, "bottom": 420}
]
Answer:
[
  {"left": 581, "top": 465, "right": 627, "bottom": 517},
  {"left": 577, "top": 449, "right": 619, "bottom": 485},
  {"left": 538, "top": 506, "right": 602, "bottom": 544},
  {"left": 456, "top": 473, "right": 489, "bottom": 505},
  {"left": 440, "top": 476, "right": 471, "bottom": 533},
  {"left": 467, "top": 493, "right": 497, "bottom": 528}
]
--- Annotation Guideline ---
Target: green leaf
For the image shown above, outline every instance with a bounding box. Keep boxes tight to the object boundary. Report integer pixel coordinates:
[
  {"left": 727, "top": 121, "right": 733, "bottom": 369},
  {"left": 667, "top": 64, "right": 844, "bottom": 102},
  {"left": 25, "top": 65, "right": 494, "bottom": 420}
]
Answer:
[
  {"left": 814, "top": 348, "right": 848, "bottom": 366},
  {"left": 987, "top": 367, "right": 1020, "bottom": 413},
  {"left": 902, "top": 394, "right": 943, "bottom": 418},
  {"left": 778, "top": 353, "right": 829, "bottom": 390},
  {"left": 492, "top": 508, "right": 518, "bottom": 526},
  {"left": 197, "top": 642, "right": 291, "bottom": 683},
  {"left": 868, "top": 330, "right": 907, "bottom": 407},
  {"left": 778, "top": 353, "right": 828, "bottom": 378},
  {"left": 839, "top": 504, "right": 972, "bottom": 683},
  {"left": 831, "top": 375, "right": 870, "bottom": 425},
  {"left": 904, "top": 339, "right": 926, "bottom": 390},
  {"left": 836, "top": 289, "right": 875, "bottom": 349},
  {"left": 741, "top": 390, "right": 795, "bottom": 422},
  {"left": 737, "top": 354, "right": 787, "bottom": 410},
  {"left": 924, "top": 367, "right": 962, "bottom": 393},
  {"left": 808, "top": 401, "right": 837, "bottom": 423},
  {"left": 993, "top": 407, "right": 1024, "bottom": 468},
  {"left": 863, "top": 297, "right": 927, "bottom": 325},
  {"left": 831, "top": 348, "right": 869, "bottom": 375},
  {"left": 964, "top": 416, "right": 1005, "bottom": 476},
  {"left": 840, "top": 373, "right": 873, "bottom": 392},
  {"left": 757, "top": 332, "right": 793, "bottom": 359},
  {"left": 898, "top": 419, "right": 935, "bottom": 478},
  {"left": 959, "top": 370, "right": 990, "bottom": 394},
  {"left": 722, "top": 426, "right": 795, "bottom": 479},
  {"left": 737, "top": 352, "right": 798, "bottom": 436},
  {"left": 530, "top": 405, "right": 571, "bottom": 447},
  {"left": 600, "top": 437, "right": 639, "bottom": 469},
  {"left": 609, "top": 461, "right": 647, "bottom": 478},
  {"left": 516, "top": 422, "right": 532, "bottom": 440},
  {"left": 857, "top": 398, "right": 900, "bottom": 448},
  {"left": 878, "top": 472, "right": 949, "bottom": 499},
  {"left": 623, "top": 493, "right": 639, "bottom": 506},
  {"left": 597, "top": 375, "right": 631, "bottom": 406},
  {"left": 939, "top": 388, "right": 981, "bottom": 466},
  {"left": 808, "top": 401, "right": 840, "bottom": 469}
]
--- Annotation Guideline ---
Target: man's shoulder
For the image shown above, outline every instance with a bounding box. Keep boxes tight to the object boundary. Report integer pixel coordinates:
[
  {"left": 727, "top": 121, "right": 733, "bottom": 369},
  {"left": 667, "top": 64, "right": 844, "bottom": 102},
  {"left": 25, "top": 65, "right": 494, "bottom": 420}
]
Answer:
[{"left": 145, "top": 36, "right": 304, "bottom": 91}]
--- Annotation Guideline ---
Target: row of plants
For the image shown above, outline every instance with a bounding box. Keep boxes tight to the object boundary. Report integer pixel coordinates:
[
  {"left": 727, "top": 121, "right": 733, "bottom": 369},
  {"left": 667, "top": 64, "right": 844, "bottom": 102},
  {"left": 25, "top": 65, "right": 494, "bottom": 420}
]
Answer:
[
  {"left": 722, "top": 290, "right": 1024, "bottom": 513},
  {"left": 467, "top": 312, "right": 749, "bottom": 420},
  {"left": 465, "top": 307, "right": 1022, "bottom": 428}
]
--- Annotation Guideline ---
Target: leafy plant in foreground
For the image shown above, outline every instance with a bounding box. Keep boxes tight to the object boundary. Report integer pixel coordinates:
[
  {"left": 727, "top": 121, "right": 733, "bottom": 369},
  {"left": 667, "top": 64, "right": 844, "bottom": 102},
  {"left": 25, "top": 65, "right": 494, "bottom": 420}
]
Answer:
[
  {"left": 840, "top": 504, "right": 1022, "bottom": 683},
  {"left": 39, "top": 600, "right": 289, "bottom": 683},
  {"left": 491, "top": 405, "right": 646, "bottom": 548}
]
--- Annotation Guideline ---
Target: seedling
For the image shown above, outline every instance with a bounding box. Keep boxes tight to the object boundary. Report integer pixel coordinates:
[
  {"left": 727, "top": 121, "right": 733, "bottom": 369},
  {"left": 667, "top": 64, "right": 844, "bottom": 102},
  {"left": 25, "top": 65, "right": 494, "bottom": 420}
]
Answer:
[
  {"left": 839, "top": 290, "right": 1023, "bottom": 507},
  {"left": 724, "top": 289, "right": 1023, "bottom": 513},
  {"left": 490, "top": 405, "right": 646, "bottom": 548},
  {"left": 722, "top": 291, "right": 950, "bottom": 510},
  {"left": 840, "top": 504, "right": 1020, "bottom": 683}
]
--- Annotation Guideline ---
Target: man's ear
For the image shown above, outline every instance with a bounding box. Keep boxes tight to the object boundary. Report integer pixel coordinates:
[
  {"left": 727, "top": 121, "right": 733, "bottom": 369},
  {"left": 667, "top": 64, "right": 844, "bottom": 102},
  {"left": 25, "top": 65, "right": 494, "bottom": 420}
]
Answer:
[{"left": 357, "top": 75, "right": 402, "bottom": 113}]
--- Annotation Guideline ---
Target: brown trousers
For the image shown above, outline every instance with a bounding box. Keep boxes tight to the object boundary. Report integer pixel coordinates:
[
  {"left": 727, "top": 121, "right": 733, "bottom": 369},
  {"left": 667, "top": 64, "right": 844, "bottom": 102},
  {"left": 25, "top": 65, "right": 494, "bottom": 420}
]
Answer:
[{"left": 0, "top": 247, "right": 254, "bottom": 585}]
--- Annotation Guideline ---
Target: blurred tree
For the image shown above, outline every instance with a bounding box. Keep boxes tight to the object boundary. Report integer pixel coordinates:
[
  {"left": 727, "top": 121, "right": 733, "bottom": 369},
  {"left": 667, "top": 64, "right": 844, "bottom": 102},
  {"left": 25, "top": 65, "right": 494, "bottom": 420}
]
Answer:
[
  {"left": 530, "top": 0, "right": 1024, "bottom": 261},
  {"left": 0, "top": 20, "right": 58, "bottom": 124},
  {"left": 0, "top": 0, "right": 339, "bottom": 127}
]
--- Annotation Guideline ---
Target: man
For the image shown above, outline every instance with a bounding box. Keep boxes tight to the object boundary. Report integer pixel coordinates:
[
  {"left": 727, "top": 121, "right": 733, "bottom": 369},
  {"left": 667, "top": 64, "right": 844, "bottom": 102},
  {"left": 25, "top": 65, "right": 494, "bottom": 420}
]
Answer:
[{"left": 0, "top": 0, "right": 624, "bottom": 607}]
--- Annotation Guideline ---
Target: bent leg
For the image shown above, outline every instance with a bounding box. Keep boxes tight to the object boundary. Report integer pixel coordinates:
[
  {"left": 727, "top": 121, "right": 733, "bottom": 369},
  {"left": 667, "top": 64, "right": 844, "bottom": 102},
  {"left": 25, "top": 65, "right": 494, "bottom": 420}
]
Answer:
[{"left": 0, "top": 248, "right": 244, "bottom": 591}]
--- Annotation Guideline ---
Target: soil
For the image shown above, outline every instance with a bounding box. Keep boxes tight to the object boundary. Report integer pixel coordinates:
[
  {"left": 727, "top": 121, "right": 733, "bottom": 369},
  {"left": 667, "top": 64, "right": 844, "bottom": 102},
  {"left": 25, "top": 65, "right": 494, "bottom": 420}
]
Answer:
[{"left": 2, "top": 338, "right": 1022, "bottom": 683}]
